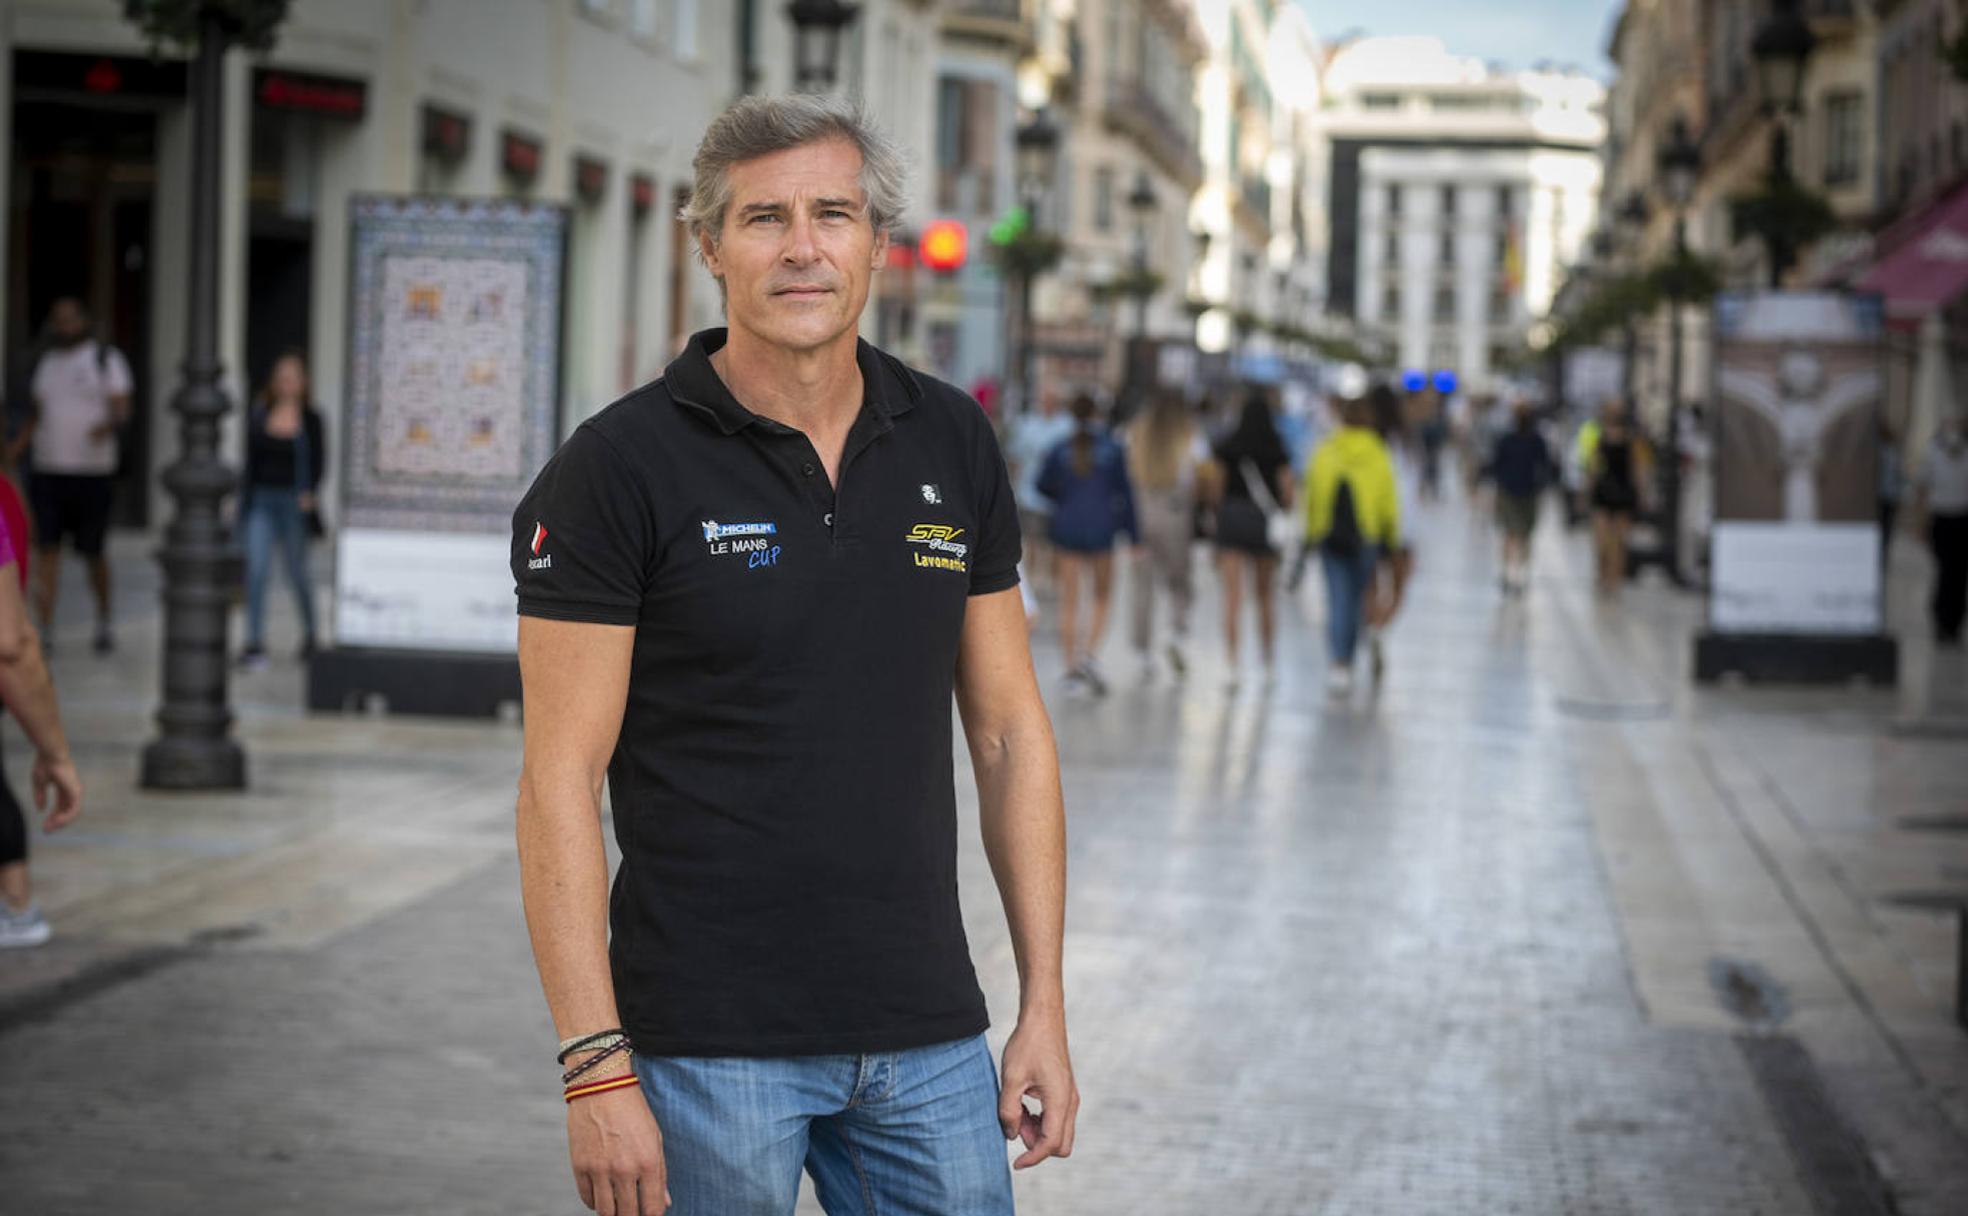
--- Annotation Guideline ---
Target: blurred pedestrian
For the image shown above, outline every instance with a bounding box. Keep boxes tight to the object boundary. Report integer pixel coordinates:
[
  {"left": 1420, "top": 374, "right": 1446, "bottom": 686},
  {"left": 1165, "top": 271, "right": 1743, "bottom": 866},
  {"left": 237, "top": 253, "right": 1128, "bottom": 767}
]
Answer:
[
  {"left": 0, "top": 497, "right": 85, "bottom": 948},
  {"left": 511, "top": 95, "right": 1072, "bottom": 1215},
  {"left": 1363, "top": 384, "right": 1418, "bottom": 679},
  {"left": 238, "top": 349, "right": 327, "bottom": 668},
  {"left": 1005, "top": 387, "right": 1076, "bottom": 600},
  {"left": 1211, "top": 389, "right": 1293, "bottom": 687},
  {"left": 1303, "top": 394, "right": 1401, "bottom": 694},
  {"left": 1586, "top": 402, "right": 1650, "bottom": 596},
  {"left": 1418, "top": 393, "right": 1447, "bottom": 501},
  {"left": 1037, "top": 393, "right": 1138, "bottom": 696},
  {"left": 20, "top": 297, "right": 132, "bottom": 655},
  {"left": 1124, "top": 388, "right": 1207, "bottom": 681},
  {"left": 1878, "top": 418, "right": 1904, "bottom": 572},
  {"left": 1490, "top": 401, "right": 1553, "bottom": 595},
  {"left": 1918, "top": 414, "right": 1968, "bottom": 645}
]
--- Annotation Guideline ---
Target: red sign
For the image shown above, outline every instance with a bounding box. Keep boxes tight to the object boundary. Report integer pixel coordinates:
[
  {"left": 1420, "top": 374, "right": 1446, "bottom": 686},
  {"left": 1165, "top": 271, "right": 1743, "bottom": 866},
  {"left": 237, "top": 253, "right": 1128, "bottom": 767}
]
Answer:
[
  {"left": 574, "top": 155, "right": 609, "bottom": 204},
  {"left": 421, "top": 105, "right": 471, "bottom": 162},
  {"left": 254, "top": 69, "right": 367, "bottom": 120},
  {"left": 83, "top": 59, "right": 122, "bottom": 94},
  {"left": 631, "top": 173, "right": 656, "bottom": 214},
  {"left": 502, "top": 129, "right": 542, "bottom": 182},
  {"left": 919, "top": 220, "right": 969, "bottom": 273}
]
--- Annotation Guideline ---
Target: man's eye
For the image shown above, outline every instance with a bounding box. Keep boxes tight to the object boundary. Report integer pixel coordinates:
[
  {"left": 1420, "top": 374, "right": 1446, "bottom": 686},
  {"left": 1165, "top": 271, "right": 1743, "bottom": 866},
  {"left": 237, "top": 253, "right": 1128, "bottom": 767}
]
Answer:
[{"left": 750, "top": 214, "right": 781, "bottom": 225}]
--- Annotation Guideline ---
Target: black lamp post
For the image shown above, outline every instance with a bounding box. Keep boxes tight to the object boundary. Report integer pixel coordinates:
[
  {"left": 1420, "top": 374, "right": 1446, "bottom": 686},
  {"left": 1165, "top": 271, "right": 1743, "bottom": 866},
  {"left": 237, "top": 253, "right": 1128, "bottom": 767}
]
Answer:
[
  {"left": 1751, "top": 0, "right": 1816, "bottom": 285},
  {"left": 1656, "top": 114, "right": 1701, "bottom": 587},
  {"left": 140, "top": 5, "right": 257, "bottom": 789},
  {"left": 1126, "top": 168, "right": 1158, "bottom": 337},
  {"left": 1615, "top": 190, "right": 1649, "bottom": 404},
  {"left": 787, "top": 0, "right": 858, "bottom": 93},
  {"left": 1010, "top": 107, "right": 1060, "bottom": 418}
]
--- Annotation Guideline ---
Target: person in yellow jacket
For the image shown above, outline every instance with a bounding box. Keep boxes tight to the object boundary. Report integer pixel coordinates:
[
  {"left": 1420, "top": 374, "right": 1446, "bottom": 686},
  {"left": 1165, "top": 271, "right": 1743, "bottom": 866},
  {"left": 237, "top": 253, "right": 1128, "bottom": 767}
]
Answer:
[{"left": 1302, "top": 395, "right": 1402, "bottom": 694}]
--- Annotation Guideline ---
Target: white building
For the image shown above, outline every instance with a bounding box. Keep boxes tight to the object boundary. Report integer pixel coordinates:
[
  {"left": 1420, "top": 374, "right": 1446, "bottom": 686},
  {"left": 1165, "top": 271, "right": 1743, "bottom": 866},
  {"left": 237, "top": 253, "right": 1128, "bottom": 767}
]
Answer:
[
  {"left": 0, "top": 0, "right": 940, "bottom": 533},
  {"left": 1321, "top": 37, "right": 1605, "bottom": 394}
]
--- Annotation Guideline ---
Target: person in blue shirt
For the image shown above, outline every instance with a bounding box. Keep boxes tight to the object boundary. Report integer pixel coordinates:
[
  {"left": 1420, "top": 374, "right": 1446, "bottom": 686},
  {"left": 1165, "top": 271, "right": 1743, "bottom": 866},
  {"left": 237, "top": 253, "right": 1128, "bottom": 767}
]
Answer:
[
  {"left": 1037, "top": 393, "right": 1137, "bottom": 696},
  {"left": 1487, "top": 401, "right": 1554, "bottom": 595}
]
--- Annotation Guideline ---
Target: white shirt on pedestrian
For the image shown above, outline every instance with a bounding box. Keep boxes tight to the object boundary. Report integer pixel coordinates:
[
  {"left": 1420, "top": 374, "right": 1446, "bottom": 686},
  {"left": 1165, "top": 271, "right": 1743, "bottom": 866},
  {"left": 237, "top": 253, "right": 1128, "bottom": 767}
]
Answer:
[
  {"left": 1921, "top": 437, "right": 1968, "bottom": 515},
  {"left": 30, "top": 340, "right": 132, "bottom": 476}
]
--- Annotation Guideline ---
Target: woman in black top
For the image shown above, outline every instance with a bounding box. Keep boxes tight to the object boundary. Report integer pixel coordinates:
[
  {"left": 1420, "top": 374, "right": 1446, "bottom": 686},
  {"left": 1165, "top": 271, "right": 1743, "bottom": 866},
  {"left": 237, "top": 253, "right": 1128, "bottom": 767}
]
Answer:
[
  {"left": 238, "top": 349, "right": 326, "bottom": 666},
  {"left": 1209, "top": 390, "right": 1294, "bottom": 685},
  {"left": 1588, "top": 403, "right": 1649, "bottom": 596}
]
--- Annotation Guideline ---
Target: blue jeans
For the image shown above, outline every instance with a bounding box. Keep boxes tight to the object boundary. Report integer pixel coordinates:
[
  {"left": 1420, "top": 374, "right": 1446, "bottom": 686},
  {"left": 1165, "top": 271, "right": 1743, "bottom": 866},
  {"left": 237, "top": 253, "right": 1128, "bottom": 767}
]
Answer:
[
  {"left": 632, "top": 1033, "right": 1015, "bottom": 1215},
  {"left": 242, "top": 489, "right": 315, "bottom": 649},
  {"left": 1320, "top": 547, "right": 1378, "bottom": 666}
]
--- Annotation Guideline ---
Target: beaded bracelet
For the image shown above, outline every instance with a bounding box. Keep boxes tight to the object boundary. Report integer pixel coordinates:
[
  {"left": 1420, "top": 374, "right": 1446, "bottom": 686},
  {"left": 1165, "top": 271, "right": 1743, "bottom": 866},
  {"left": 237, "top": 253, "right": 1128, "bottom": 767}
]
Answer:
[
  {"left": 556, "top": 1028, "right": 628, "bottom": 1064},
  {"left": 560, "top": 1038, "right": 635, "bottom": 1086},
  {"left": 565, "top": 1073, "right": 641, "bottom": 1103}
]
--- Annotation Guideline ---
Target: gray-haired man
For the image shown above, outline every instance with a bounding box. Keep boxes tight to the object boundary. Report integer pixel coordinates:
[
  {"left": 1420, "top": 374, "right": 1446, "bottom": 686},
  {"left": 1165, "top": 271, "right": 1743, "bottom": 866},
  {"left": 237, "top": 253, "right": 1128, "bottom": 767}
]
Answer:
[{"left": 512, "top": 95, "right": 1077, "bottom": 1215}]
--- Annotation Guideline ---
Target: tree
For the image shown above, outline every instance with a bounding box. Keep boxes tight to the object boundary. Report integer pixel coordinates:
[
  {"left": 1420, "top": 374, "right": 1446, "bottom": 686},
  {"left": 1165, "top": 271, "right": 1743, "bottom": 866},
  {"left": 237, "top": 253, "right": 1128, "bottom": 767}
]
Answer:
[{"left": 124, "top": 0, "right": 291, "bottom": 51}]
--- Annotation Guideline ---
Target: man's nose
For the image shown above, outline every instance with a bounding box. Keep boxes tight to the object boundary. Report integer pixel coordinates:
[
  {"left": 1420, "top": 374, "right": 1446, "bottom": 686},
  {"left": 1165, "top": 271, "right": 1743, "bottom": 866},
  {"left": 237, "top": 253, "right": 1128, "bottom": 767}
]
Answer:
[{"left": 780, "top": 211, "right": 820, "bottom": 263}]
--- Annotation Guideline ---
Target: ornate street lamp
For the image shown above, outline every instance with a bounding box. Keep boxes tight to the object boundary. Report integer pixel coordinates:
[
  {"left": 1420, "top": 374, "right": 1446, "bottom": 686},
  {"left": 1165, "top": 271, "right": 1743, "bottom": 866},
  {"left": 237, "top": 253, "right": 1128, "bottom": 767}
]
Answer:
[
  {"left": 126, "top": 0, "right": 291, "bottom": 789},
  {"left": 1750, "top": 0, "right": 1817, "bottom": 284},
  {"left": 1008, "top": 107, "right": 1061, "bottom": 418},
  {"left": 787, "top": 0, "right": 858, "bottom": 93},
  {"left": 1125, "top": 169, "right": 1159, "bottom": 337},
  {"left": 1656, "top": 114, "right": 1702, "bottom": 588}
]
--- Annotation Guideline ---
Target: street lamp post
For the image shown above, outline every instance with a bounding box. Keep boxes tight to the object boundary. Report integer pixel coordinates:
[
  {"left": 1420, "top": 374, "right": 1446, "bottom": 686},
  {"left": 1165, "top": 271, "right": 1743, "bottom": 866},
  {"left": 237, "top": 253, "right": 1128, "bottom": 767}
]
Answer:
[
  {"left": 786, "top": 0, "right": 859, "bottom": 93},
  {"left": 1657, "top": 115, "right": 1702, "bottom": 588},
  {"left": 1010, "top": 107, "right": 1060, "bottom": 419},
  {"left": 142, "top": 7, "right": 247, "bottom": 789},
  {"left": 1615, "top": 191, "right": 1649, "bottom": 406},
  {"left": 1751, "top": 0, "right": 1817, "bottom": 287},
  {"left": 1126, "top": 169, "right": 1158, "bottom": 337}
]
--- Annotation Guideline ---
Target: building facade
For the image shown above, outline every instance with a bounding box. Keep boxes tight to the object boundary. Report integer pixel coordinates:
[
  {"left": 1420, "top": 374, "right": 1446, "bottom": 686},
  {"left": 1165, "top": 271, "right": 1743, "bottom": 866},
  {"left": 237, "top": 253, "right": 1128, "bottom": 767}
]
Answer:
[{"left": 1323, "top": 37, "right": 1605, "bottom": 396}]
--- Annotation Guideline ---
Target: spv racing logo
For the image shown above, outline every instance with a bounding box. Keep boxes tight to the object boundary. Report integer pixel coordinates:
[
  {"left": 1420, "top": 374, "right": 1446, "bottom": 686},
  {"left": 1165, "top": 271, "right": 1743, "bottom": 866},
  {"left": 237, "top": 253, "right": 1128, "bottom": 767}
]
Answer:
[{"left": 904, "top": 523, "right": 968, "bottom": 574}]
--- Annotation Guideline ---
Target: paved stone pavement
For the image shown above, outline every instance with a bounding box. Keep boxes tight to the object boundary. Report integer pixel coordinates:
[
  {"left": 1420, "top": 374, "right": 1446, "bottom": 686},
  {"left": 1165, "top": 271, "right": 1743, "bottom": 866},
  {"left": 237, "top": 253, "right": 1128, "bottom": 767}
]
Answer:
[{"left": 1, "top": 493, "right": 1965, "bottom": 1215}]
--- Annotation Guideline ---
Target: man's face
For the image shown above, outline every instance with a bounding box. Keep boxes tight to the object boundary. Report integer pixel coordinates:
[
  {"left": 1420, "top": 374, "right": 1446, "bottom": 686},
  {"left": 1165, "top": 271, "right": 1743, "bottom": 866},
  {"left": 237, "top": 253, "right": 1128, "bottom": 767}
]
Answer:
[
  {"left": 48, "top": 300, "right": 86, "bottom": 345},
  {"left": 701, "top": 138, "right": 887, "bottom": 355}
]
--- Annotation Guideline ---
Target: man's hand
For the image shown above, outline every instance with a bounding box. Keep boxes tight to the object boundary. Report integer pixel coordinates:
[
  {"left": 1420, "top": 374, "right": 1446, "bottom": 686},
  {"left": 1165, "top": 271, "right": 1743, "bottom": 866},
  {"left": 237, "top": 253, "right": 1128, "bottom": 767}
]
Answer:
[
  {"left": 31, "top": 749, "right": 81, "bottom": 832},
  {"left": 998, "top": 1012, "right": 1079, "bottom": 1170},
  {"left": 567, "top": 1086, "right": 669, "bottom": 1215}
]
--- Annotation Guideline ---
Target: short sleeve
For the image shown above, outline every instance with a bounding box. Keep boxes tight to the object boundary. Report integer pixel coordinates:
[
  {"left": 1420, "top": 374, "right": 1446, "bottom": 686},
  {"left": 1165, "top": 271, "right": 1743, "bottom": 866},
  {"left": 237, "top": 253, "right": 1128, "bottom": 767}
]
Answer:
[
  {"left": 104, "top": 348, "right": 134, "bottom": 396},
  {"left": 511, "top": 425, "right": 652, "bottom": 625},
  {"left": 967, "top": 412, "right": 1022, "bottom": 596}
]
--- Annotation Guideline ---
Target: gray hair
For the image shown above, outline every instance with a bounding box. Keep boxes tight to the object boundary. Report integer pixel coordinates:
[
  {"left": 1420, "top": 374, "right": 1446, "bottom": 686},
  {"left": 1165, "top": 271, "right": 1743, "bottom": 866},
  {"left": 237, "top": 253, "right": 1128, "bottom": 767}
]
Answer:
[{"left": 680, "top": 94, "right": 908, "bottom": 256}]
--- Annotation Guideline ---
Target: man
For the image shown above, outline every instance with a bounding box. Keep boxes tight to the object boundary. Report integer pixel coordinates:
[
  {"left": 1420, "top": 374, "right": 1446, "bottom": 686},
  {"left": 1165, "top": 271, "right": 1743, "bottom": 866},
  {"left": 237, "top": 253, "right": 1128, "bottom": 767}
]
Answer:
[
  {"left": 511, "top": 95, "right": 1076, "bottom": 1216},
  {"left": 18, "top": 298, "right": 131, "bottom": 654},
  {"left": 1918, "top": 414, "right": 1968, "bottom": 645},
  {"left": 1302, "top": 392, "right": 1401, "bottom": 694},
  {"left": 1488, "top": 400, "right": 1553, "bottom": 595}
]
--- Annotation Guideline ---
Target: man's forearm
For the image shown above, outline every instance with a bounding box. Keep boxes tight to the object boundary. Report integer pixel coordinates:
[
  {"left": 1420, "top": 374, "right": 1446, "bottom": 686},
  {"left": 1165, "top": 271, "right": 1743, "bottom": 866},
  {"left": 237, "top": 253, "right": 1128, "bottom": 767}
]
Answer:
[
  {"left": 972, "top": 718, "right": 1067, "bottom": 1015},
  {"left": 516, "top": 771, "right": 625, "bottom": 1040}
]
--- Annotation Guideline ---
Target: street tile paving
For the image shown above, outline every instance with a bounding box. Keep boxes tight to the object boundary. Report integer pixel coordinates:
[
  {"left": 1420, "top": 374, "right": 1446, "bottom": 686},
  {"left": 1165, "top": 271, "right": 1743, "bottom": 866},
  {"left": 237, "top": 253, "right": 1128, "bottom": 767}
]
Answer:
[{"left": 1, "top": 497, "right": 1965, "bottom": 1214}]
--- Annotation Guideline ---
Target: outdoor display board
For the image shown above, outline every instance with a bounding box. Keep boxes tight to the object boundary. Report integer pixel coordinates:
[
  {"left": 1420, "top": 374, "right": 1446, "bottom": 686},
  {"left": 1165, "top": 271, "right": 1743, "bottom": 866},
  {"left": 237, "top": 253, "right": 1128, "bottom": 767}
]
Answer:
[
  {"left": 1708, "top": 291, "right": 1882, "bottom": 634},
  {"left": 334, "top": 196, "right": 567, "bottom": 653}
]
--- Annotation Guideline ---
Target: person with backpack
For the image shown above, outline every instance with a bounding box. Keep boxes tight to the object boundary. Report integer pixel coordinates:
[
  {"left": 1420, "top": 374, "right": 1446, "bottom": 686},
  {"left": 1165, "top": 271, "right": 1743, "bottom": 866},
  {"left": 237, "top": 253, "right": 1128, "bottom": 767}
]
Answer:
[
  {"left": 1036, "top": 393, "right": 1138, "bottom": 696},
  {"left": 1209, "top": 390, "right": 1294, "bottom": 688},
  {"left": 1303, "top": 394, "right": 1402, "bottom": 695},
  {"left": 17, "top": 298, "right": 132, "bottom": 655},
  {"left": 1489, "top": 400, "right": 1554, "bottom": 595}
]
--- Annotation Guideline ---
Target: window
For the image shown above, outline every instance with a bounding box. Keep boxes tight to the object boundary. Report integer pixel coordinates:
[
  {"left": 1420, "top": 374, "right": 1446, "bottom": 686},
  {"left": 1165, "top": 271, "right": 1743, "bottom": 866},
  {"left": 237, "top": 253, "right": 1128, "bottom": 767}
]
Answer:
[
  {"left": 1440, "top": 185, "right": 1457, "bottom": 215},
  {"left": 1385, "top": 232, "right": 1400, "bottom": 265},
  {"left": 1434, "top": 288, "right": 1455, "bottom": 322},
  {"left": 1823, "top": 90, "right": 1862, "bottom": 187},
  {"left": 1495, "top": 184, "right": 1513, "bottom": 218},
  {"left": 1439, "top": 231, "right": 1455, "bottom": 266},
  {"left": 1363, "top": 92, "right": 1403, "bottom": 111},
  {"left": 1384, "top": 286, "right": 1402, "bottom": 322},
  {"left": 1387, "top": 184, "right": 1402, "bottom": 215},
  {"left": 629, "top": 0, "right": 658, "bottom": 38},
  {"left": 1094, "top": 166, "right": 1114, "bottom": 232},
  {"left": 673, "top": 0, "right": 697, "bottom": 57},
  {"left": 1490, "top": 288, "right": 1511, "bottom": 321}
]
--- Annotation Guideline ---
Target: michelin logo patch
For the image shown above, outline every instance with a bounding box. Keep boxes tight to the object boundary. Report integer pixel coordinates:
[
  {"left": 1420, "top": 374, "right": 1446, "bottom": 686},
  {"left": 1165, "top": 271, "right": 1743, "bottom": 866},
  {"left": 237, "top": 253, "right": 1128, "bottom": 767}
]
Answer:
[
  {"left": 703, "top": 519, "right": 781, "bottom": 568},
  {"left": 905, "top": 523, "right": 968, "bottom": 573}
]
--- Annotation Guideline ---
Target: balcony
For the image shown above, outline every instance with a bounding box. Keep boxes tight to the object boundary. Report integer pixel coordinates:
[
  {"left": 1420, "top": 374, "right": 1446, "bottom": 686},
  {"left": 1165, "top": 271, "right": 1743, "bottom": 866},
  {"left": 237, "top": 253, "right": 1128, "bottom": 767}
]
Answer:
[
  {"left": 942, "top": 0, "right": 1034, "bottom": 53},
  {"left": 1102, "top": 78, "right": 1204, "bottom": 190}
]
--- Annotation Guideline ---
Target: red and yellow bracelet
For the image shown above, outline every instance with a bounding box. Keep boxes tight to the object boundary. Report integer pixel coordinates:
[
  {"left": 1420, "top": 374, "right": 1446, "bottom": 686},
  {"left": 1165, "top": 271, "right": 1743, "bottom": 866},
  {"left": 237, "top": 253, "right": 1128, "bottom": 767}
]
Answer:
[{"left": 564, "top": 1073, "right": 641, "bottom": 1103}]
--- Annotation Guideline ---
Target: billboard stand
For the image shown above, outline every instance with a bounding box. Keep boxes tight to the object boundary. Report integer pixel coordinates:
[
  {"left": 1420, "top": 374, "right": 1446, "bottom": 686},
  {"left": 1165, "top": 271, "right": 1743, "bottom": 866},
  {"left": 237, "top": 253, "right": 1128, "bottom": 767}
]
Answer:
[
  {"left": 1693, "top": 291, "right": 1897, "bottom": 686},
  {"left": 305, "top": 195, "right": 569, "bottom": 717}
]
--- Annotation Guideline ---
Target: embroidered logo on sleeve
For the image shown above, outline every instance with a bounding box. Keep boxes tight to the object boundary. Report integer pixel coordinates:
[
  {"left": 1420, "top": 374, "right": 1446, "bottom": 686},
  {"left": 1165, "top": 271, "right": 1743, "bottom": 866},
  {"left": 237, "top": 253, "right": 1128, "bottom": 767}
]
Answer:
[
  {"left": 528, "top": 522, "right": 551, "bottom": 570},
  {"left": 920, "top": 484, "right": 943, "bottom": 504}
]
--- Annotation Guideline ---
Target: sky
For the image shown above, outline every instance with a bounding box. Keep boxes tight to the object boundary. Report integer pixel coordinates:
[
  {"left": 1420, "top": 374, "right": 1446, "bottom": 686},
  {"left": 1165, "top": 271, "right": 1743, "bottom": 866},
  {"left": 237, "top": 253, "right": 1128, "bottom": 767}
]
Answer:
[{"left": 1300, "top": 0, "right": 1626, "bottom": 79}]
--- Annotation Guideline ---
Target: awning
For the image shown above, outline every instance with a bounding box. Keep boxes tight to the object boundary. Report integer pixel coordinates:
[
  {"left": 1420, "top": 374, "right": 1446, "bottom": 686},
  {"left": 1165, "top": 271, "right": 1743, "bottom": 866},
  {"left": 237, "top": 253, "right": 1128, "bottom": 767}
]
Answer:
[{"left": 1856, "top": 179, "right": 1968, "bottom": 326}]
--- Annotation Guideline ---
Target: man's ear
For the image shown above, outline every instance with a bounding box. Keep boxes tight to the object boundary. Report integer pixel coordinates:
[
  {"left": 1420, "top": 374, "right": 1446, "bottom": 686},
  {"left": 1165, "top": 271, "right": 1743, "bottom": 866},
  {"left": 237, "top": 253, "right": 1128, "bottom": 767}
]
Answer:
[
  {"left": 698, "top": 229, "right": 723, "bottom": 281},
  {"left": 869, "top": 226, "right": 890, "bottom": 272}
]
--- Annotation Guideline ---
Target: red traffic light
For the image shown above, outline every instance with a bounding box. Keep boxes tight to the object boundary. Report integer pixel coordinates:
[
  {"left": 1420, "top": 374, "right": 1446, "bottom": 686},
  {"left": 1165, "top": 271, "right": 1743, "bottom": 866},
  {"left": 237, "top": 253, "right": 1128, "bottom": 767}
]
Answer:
[{"left": 919, "top": 220, "right": 969, "bottom": 273}]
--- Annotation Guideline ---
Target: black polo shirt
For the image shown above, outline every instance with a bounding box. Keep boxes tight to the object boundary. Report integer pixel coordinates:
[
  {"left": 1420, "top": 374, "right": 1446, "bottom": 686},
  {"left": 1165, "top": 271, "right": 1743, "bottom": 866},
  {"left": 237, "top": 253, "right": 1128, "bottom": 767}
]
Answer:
[{"left": 511, "top": 328, "right": 1020, "bottom": 1058}]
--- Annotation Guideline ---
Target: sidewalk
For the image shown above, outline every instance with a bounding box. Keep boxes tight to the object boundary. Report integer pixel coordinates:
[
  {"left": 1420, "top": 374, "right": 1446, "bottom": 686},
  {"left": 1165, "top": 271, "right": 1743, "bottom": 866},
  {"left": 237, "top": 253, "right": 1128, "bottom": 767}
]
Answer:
[{"left": 0, "top": 506, "right": 1963, "bottom": 1213}]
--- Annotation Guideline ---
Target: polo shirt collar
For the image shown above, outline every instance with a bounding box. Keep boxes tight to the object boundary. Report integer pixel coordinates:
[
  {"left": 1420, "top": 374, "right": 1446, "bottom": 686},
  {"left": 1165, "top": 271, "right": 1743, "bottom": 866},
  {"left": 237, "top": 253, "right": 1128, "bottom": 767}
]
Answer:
[{"left": 665, "top": 327, "right": 921, "bottom": 436}]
